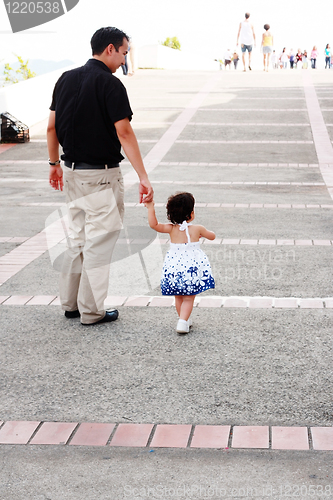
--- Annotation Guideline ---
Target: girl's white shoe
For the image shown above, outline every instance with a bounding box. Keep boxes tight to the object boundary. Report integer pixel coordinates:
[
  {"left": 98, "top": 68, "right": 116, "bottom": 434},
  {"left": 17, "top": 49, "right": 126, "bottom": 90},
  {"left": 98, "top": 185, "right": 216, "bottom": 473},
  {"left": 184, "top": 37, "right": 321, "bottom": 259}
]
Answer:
[
  {"left": 176, "top": 319, "right": 189, "bottom": 334},
  {"left": 187, "top": 318, "right": 193, "bottom": 328}
]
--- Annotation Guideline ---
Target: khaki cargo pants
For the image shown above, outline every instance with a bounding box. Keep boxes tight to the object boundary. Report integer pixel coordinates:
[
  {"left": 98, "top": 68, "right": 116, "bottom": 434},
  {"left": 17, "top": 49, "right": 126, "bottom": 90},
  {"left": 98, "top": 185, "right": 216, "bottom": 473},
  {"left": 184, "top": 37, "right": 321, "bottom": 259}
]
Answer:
[{"left": 60, "top": 167, "right": 124, "bottom": 324}]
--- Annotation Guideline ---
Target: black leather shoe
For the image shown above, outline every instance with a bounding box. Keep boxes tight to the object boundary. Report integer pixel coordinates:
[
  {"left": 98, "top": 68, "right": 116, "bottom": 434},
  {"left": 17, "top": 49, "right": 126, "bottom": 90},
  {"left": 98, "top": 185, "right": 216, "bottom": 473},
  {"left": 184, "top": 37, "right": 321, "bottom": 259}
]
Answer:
[
  {"left": 82, "top": 309, "right": 119, "bottom": 325},
  {"left": 65, "top": 310, "right": 80, "bottom": 318}
]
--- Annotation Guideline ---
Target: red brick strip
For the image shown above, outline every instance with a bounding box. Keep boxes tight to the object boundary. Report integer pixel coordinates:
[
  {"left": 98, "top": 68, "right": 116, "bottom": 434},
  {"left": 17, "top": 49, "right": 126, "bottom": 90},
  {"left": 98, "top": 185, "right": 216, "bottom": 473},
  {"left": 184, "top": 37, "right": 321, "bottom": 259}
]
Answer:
[
  {"left": 30, "top": 422, "right": 78, "bottom": 445},
  {"left": 190, "top": 425, "right": 230, "bottom": 448},
  {"left": 0, "top": 421, "right": 40, "bottom": 444},
  {"left": 124, "top": 296, "right": 151, "bottom": 307},
  {"left": 110, "top": 423, "right": 154, "bottom": 447},
  {"left": 149, "top": 297, "right": 174, "bottom": 307},
  {"left": 26, "top": 295, "right": 57, "bottom": 305},
  {"left": 271, "top": 427, "right": 309, "bottom": 450},
  {"left": 150, "top": 424, "right": 192, "bottom": 448},
  {"left": 232, "top": 426, "right": 269, "bottom": 449},
  {"left": 311, "top": 427, "right": 333, "bottom": 451},
  {"left": 0, "top": 421, "right": 332, "bottom": 450},
  {"left": 69, "top": 423, "right": 115, "bottom": 446}
]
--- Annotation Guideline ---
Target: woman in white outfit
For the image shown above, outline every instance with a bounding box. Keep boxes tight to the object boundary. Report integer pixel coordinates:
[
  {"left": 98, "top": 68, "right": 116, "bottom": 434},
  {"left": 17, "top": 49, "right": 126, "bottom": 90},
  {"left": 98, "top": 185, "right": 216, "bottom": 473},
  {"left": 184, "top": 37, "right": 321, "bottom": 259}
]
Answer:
[{"left": 279, "top": 47, "right": 289, "bottom": 69}]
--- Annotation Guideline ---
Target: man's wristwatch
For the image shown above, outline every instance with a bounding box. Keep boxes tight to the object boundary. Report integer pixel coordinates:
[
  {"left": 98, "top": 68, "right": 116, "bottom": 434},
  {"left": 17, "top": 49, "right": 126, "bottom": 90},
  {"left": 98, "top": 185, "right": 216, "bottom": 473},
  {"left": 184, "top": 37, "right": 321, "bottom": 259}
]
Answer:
[{"left": 49, "top": 159, "right": 61, "bottom": 166}]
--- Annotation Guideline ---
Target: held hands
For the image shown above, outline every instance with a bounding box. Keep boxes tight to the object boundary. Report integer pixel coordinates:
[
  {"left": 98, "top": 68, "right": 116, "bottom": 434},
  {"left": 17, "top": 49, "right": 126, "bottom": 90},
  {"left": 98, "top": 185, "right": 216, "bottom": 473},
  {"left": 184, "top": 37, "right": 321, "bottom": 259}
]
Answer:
[
  {"left": 49, "top": 165, "right": 63, "bottom": 191},
  {"left": 139, "top": 178, "right": 154, "bottom": 204}
]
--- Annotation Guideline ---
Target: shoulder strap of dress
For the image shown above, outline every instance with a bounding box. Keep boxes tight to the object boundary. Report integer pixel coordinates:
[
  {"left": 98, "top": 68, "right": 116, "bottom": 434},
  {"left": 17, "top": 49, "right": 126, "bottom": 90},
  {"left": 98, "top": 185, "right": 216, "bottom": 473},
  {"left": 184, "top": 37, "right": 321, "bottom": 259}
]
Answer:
[{"left": 179, "top": 220, "right": 191, "bottom": 243}]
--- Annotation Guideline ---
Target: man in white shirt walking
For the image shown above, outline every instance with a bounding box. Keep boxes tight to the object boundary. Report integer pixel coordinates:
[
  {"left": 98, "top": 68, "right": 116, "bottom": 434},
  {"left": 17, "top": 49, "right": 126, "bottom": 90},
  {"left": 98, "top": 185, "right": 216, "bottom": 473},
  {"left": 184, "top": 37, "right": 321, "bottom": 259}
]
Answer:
[{"left": 236, "top": 12, "right": 256, "bottom": 71}]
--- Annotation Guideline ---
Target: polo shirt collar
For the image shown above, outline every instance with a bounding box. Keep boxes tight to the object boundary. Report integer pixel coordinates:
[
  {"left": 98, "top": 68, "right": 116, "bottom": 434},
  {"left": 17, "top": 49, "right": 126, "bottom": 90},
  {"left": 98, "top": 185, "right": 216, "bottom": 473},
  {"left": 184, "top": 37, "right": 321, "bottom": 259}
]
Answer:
[{"left": 85, "top": 58, "right": 112, "bottom": 74}]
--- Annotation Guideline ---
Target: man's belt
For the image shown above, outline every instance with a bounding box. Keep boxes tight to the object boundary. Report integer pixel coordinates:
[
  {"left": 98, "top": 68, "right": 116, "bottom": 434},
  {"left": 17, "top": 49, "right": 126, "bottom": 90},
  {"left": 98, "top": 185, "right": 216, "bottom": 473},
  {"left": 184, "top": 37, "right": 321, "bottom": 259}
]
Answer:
[{"left": 64, "top": 161, "right": 119, "bottom": 170}]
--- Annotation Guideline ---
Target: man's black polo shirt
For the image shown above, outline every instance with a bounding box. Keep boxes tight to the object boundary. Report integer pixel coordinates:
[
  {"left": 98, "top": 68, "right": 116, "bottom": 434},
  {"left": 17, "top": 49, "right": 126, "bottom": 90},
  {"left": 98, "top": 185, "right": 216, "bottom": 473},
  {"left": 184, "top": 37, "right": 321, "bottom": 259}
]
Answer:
[{"left": 50, "top": 59, "right": 133, "bottom": 164}]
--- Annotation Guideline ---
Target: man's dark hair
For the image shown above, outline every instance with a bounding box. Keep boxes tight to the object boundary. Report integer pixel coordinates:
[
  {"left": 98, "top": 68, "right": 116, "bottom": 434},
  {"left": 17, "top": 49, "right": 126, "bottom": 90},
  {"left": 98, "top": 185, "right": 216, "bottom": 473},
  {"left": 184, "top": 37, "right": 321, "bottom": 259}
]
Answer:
[
  {"left": 264, "top": 24, "right": 270, "bottom": 30},
  {"left": 91, "top": 27, "right": 129, "bottom": 55},
  {"left": 245, "top": 12, "right": 250, "bottom": 19},
  {"left": 166, "top": 192, "right": 195, "bottom": 225}
]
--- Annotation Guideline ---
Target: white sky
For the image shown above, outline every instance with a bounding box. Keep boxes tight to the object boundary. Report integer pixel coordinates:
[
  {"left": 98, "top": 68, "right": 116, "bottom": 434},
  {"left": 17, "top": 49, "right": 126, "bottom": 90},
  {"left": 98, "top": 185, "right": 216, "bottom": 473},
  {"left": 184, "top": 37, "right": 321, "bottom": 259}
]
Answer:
[{"left": 0, "top": 0, "right": 332, "bottom": 65}]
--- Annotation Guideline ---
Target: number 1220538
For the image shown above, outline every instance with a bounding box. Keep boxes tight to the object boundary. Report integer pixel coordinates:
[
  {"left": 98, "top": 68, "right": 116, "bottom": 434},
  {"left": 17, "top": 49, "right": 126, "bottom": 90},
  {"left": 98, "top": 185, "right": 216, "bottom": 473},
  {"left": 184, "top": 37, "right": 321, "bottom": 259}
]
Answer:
[
  {"left": 278, "top": 484, "right": 332, "bottom": 496},
  {"left": 5, "top": 2, "right": 60, "bottom": 14}
]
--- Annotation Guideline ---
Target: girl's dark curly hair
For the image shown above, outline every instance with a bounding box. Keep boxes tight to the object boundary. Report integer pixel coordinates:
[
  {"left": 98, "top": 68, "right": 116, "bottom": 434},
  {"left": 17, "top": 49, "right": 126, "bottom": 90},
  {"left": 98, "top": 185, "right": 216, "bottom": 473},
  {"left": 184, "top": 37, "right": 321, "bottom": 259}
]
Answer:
[{"left": 166, "top": 192, "right": 195, "bottom": 225}]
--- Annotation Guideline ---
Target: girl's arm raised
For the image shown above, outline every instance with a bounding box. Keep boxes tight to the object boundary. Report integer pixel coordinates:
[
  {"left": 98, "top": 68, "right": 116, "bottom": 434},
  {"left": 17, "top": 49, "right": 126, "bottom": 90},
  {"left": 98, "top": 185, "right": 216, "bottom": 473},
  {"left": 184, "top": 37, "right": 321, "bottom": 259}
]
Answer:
[
  {"left": 145, "top": 201, "right": 172, "bottom": 234},
  {"left": 198, "top": 225, "right": 216, "bottom": 241}
]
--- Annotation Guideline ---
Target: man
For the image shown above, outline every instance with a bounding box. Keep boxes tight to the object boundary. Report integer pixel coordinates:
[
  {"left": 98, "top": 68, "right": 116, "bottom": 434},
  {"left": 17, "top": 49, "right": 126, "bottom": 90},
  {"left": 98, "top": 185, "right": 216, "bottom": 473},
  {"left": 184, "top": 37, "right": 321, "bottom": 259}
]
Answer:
[
  {"left": 47, "top": 27, "right": 153, "bottom": 326},
  {"left": 223, "top": 49, "right": 232, "bottom": 70},
  {"left": 236, "top": 12, "right": 256, "bottom": 71}
]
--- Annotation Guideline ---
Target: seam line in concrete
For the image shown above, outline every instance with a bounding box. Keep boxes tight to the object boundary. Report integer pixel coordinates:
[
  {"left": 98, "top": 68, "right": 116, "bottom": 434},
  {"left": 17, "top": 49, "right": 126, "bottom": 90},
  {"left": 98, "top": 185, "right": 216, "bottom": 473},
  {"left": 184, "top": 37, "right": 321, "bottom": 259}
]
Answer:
[
  {"left": 199, "top": 108, "right": 314, "bottom": 112},
  {"left": 175, "top": 140, "right": 313, "bottom": 144},
  {"left": 16, "top": 202, "right": 333, "bottom": 210},
  {"left": 5, "top": 178, "right": 327, "bottom": 187},
  {"left": 146, "top": 424, "right": 157, "bottom": 448},
  {"left": 307, "top": 427, "right": 314, "bottom": 451},
  {"left": 185, "top": 123, "right": 311, "bottom": 127},
  {"left": 106, "top": 423, "right": 119, "bottom": 446},
  {"left": 228, "top": 426, "right": 233, "bottom": 449},
  {"left": 187, "top": 425, "right": 196, "bottom": 448},
  {"left": 1, "top": 296, "right": 332, "bottom": 309},
  {"left": 154, "top": 162, "right": 321, "bottom": 167},
  {"left": 26, "top": 421, "right": 43, "bottom": 444},
  {"left": 268, "top": 426, "right": 272, "bottom": 449},
  {"left": 0, "top": 161, "right": 320, "bottom": 168},
  {"left": 133, "top": 122, "right": 313, "bottom": 127}
]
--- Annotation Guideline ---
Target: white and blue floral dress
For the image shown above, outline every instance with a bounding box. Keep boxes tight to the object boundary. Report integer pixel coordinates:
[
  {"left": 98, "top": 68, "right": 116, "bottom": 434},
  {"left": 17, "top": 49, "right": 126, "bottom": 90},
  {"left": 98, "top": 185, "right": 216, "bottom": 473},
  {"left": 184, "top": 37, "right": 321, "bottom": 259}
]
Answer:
[{"left": 161, "top": 221, "right": 215, "bottom": 296}]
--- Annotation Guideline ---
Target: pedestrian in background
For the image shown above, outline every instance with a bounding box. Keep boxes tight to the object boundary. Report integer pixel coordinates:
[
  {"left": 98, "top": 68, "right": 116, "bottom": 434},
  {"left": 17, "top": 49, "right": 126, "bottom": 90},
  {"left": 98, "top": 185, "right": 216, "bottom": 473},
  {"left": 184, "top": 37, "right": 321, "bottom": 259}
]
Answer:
[
  {"left": 121, "top": 53, "right": 128, "bottom": 75},
  {"left": 271, "top": 50, "right": 278, "bottom": 69},
  {"left": 279, "top": 47, "right": 288, "bottom": 69},
  {"left": 236, "top": 12, "right": 256, "bottom": 71},
  {"left": 310, "top": 46, "right": 317, "bottom": 69},
  {"left": 289, "top": 49, "right": 295, "bottom": 69},
  {"left": 232, "top": 50, "right": 239, "bottom": 70},
  {"left": 302, "top": 50, "right": 308, "bottom": 69},
  {"left": 224, "top": 49, "right": 232, "bottom": 69},
  {"left": 325, "top": 44, "right": 331, "bottom": 69},
  {"left": 296, "top": 48, "right": 302, "bottom": 69},
  {"left": 261, "top": 24, "right": 273, "bottom": 72}
]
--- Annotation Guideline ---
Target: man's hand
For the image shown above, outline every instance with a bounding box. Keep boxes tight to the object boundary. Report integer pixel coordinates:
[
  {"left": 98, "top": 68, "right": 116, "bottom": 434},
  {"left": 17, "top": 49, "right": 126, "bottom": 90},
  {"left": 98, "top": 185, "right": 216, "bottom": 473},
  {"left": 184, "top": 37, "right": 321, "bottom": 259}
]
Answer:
[
  {"left": 49, "top": 165, "right": 63, "bottom": 191},
  {"left": 139, "top": 178, "right": 153, "bottom": 203}
]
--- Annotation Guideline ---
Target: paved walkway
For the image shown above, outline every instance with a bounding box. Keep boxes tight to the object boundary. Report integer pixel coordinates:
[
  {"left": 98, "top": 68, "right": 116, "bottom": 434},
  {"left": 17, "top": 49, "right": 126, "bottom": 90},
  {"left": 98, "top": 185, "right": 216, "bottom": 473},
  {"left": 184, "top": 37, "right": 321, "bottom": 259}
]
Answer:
[{"left": 0, "top": 69, "right": 332, "bottom": 498}]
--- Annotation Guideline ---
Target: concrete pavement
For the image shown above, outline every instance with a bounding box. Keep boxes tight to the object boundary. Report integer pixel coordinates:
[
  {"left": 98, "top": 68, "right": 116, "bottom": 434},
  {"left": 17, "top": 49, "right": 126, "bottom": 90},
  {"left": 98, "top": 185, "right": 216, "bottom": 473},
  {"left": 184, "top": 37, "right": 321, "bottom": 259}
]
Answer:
[{"left": 0, "top": 68, "right": 332, "bottom": 498}]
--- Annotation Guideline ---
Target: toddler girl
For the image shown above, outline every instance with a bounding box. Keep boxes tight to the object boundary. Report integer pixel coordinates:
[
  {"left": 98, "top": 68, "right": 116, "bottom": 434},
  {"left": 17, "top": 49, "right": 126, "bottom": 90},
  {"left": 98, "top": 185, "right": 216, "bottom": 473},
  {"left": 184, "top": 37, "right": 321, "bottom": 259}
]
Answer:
[{"left": 145, "top": 192, "right": 215, "bottom": 334}]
